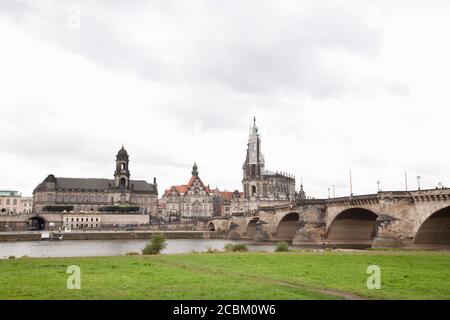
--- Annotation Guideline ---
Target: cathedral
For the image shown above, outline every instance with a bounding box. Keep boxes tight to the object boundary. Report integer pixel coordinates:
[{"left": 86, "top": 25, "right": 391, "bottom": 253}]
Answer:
[
  {"left": 231, "top": 118, "right": 303, "bottom": 213},
  {"left": 33, "top": 146, "right": 159, "bottom": 215},
  {"left": 242, "top": 117, "right": 296, "bottom": 200}
]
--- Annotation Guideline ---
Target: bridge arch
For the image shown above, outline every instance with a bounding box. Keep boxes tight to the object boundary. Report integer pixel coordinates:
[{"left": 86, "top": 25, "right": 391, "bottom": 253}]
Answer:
[
  {"left": 275, "top": 212, "right": 300, "bottom": 242},
  {"left": 28, "top": 216, "right": 46, "bottom": 230},
  {"left": 207, "top": 221, "right": 216, "bottom": 231},
  {"left": 245, "top": 217, "right": 259, "bottom": 238},
  {"left": 326, "top": 208, "right": 378, "bottom": 244},
  {"left": 414, "top": 206, "right": 450, "bottom": 245}
]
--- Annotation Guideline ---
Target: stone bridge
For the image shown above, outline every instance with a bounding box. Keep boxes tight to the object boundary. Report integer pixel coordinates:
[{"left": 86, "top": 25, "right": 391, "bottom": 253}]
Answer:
[
  {"left": 0, "top": 213, "right": 62, "bottom": 231},
  {"left": 208, "top": 188, "right": 450, "bottom": 248}
]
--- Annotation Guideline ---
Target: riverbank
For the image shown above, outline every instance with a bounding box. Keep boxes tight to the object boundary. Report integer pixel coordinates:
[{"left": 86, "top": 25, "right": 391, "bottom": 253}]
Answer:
[
  {"left": 1, "top": 250, "right": 450, "bottom": 299},
  {"left": 0, "top": 230, "right": 221, "bottom": 242}
]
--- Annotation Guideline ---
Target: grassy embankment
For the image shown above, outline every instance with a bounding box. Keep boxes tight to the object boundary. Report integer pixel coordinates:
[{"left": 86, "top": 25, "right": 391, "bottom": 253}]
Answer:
[{"left": 1, "top": 250, "right": 449, "bottom": 300}]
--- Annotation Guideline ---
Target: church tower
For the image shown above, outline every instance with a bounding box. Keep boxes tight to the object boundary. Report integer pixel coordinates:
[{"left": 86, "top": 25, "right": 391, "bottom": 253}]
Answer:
[
  {"left": 114, "top": 145, "right": 130, "bottom": 189},
  {"left": 242, "top": 117, "right": 265, "bottom": 198}
]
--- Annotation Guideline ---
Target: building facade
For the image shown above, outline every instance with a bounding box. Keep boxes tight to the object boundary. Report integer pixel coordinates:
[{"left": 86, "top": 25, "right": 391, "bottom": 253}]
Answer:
[
  {"left": 0, "top": 191, "right": 33, "bottom": 215},
  {"left": 231, "top": 118, "right": 302, "bottom": 213},
  {"left": 33, "top": 146, "right": 158, "bottom": 215},
  {"left": 162, "top": 163, "right": 214, "bottom": 221},
  {"left": 242, "top": 117, "right": 296, "bottom": 200}
]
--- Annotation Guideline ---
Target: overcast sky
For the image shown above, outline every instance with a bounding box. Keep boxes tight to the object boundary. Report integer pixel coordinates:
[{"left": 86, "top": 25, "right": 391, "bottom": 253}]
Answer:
[{"left": 1, "top": 0, "right": 450, "bottom": 198}]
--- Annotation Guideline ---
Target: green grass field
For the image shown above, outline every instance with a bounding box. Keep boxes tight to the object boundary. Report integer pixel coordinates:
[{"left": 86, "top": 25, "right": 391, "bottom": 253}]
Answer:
[{"left": 1, "top": 250, "right": 449, "bottom": 300}]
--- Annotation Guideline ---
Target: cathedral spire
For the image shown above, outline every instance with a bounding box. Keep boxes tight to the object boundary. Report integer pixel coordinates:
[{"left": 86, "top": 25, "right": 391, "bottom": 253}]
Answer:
[{"left": 251, "top": 116, "right": 258, "bottom": 134}]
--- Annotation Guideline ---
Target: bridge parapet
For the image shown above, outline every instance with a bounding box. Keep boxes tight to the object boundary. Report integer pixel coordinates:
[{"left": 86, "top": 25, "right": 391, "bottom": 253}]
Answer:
[
  {"left": 326, "top": 194, "right": 379, "bottom": 207},
  {"left": 410, "top": 188, "right": 450, "bottom": 202}
]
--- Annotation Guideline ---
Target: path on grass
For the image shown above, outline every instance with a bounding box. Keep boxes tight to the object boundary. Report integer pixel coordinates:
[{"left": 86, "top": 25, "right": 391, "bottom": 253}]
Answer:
[{"left": 154, "top": 257, "right": 366, "bottom": 300}]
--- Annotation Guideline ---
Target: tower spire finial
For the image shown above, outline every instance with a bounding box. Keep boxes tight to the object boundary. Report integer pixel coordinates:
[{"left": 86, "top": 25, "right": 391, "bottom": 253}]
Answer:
[
  {"left": 192, "top": 162, "right": 199, "bottom": 176},
  {"left": 253, "top": 116, "right": 256, "bottom": 126}
]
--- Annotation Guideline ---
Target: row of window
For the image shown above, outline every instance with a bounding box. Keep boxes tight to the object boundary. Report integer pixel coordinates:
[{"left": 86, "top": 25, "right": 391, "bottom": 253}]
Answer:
[
  {"left": 0, "top": 199, "right": 17, "bottom": 205},
  {"left": 41, "top": 193, "right": 151, "bottom": 204},
  {"left": 65, "top": 223, "right": 99, "bottom": 229},
  {"left": 65, "top": 217, "right": 100, "bottom": 222},
  {"left": 167, "top": 197, "right": 211, "bottom": 203}
]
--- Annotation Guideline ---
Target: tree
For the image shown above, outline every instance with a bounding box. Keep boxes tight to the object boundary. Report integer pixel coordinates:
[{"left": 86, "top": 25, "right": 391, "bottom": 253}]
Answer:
[{"left": 142, "top": 233, "right": 167, "bottom": 255}]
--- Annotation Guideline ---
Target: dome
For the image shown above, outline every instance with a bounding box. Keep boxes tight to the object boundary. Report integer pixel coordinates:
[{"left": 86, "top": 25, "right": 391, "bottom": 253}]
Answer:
[
  {"left": 116, "top": 145, "right": 129, "bottom": 161},
  {"left": 44, "top": 174, "right": 57, "bottom": 183}
]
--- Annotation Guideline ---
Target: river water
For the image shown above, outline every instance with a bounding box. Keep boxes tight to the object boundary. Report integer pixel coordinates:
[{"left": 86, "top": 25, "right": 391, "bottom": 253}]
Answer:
[{"left": 0, "top": 239, "right": 279, "bottom": 259}]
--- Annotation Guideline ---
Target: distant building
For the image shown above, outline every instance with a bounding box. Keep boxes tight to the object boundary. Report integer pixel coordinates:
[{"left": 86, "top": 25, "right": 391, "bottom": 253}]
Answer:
[
  {"left": 162, "top": 163, "right": 215, "bottom": 221},
  {"left": 0, "top": 190, "right": 33, "bottom": 215},
  {"left": 33, "top": 146, "right": 158, "bottom": 215},
  {"left": 63, "top": 213, "right": 101, "bottom": 230},
  {"left": 232, "top": 118, "right": 303, "bottom": 213}
]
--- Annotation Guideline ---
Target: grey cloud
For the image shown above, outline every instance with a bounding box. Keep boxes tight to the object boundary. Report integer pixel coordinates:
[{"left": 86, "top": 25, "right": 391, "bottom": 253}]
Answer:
[{"left": 1, "top": 0, "right": 384, "bottom": 99}]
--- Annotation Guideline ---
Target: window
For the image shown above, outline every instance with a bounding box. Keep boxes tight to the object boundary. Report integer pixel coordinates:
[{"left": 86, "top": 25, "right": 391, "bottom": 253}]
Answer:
[
  {"left": 6, "top": 199, "right": 10, "bottom": 205},
  {"left": 13, "top": 199, "right": 17, "bottom": 205}
]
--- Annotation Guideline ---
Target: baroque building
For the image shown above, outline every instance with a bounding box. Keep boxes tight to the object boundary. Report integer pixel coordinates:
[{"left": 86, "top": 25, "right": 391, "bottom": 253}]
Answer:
[
  {"left": 0, "top": 191, "right": 33, "bottom": 215},
  {"left": 162, "top": 163, "right": 214, "bottom": 221},
  {"left": 242, "top": 117, "right": 296, "bottom": 200},
  {"left": 232, "top": 118, "right": 300, "bottom": 213},
  {"left": 33, "top": 146, "right": 158, "bottom": 215}
]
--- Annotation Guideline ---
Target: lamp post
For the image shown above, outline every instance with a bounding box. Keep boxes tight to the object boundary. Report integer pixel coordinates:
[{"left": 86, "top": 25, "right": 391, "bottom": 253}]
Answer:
[
  {"left": 377, "top": 180, "right": 381, "bottom": 192},
  {"left": 416, "top": 176, "right": 421, "bottom": 191},
  {"left": 328, "top": 187, "right": 330, "bottom": 199}
]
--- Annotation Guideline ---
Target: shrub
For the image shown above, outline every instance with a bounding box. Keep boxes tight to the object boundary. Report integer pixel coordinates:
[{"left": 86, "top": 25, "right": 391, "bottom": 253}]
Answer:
[
  {"left": 43, "top": 205, "right": 74, "bottom": 212},
  {"left": 224, "top": 243, "right": 234, "bottom": 252},
  {"left": 126, "top": 251, "right": 140, "bottom": 256},
  {"left": 224, "top": 243, "right": 248, "bottom": 252},
  {"left": 8, "top": 256, "right": 15, "bottom": 259},
  {"left": 142, "top": 233, "right": 167, "bottom": 255},
  {"left": 275, "top": 241, "right": 290, "bottom": 252},
  {"left": 206, "top": 246, "right": 219, "bottom": 253},
  {"left": 98, "top": 206, "right": 140, "bottom": 213}
]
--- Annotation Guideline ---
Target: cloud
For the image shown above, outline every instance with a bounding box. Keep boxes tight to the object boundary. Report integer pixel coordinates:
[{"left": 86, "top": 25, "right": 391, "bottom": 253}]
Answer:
[
  {"left": 0, "top": 0, "right": 385, "bottom": 99},
  {"left": 0, "top": 0, "right": 449, "bottom": 198}
]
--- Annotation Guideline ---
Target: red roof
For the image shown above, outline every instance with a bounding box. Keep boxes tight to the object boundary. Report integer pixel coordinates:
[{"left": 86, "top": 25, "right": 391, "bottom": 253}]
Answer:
[
  {"left": 218, "top": 191, "right": 234, "bottom": 202},
  {"left": 163, "top": 174, "right": 211, "bottom": 197}
]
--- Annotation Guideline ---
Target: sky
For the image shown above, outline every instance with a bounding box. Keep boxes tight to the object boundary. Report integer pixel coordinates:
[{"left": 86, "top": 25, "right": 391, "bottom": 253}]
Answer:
[{"left": 1, "top": 0, "right": 450, "bottom": 198}]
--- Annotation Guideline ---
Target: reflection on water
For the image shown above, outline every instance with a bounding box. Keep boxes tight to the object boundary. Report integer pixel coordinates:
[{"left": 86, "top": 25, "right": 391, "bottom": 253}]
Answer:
[{"left": 0, "top": 239, "right": 278, "bottom": 259}]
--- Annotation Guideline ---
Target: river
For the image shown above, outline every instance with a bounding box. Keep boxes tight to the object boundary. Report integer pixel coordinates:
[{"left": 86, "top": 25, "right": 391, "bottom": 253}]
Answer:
[{"left": 0, "top": 239, "right": 280, "bottom": 259}]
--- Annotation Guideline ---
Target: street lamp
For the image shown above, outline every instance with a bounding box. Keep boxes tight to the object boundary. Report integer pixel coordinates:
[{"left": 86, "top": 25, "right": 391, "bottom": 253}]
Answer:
[
  {"left": 416, "top": 176, "right": 421, "bottom": 190},
  {"left": 377, "top": 181, "right": 381, "bottom": 192},
  {"left": 328, "top": 187, "right": 331, "bottom": 199}
]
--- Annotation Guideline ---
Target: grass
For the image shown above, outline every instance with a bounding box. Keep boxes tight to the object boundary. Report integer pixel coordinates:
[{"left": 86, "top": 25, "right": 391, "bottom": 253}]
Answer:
[{"left": 0, "top": 250, "right": 449, "bottom": 300}]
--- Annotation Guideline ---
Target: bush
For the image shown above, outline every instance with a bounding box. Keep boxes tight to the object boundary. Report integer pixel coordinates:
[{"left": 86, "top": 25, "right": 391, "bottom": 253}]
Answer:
[
  {"left": 275, "top": 241, "right": 290, "bottom": 252},
  {"left": 224, "top": 243, "right": 234, "bottom": 252},
  {"left": 224, "top": 243, "right": 248, "bottom": 252},
  {"left": 206, "top": 246, "right": 219, "bottom": 253},
  {"left": 142, "top": 233, "right": 167, "bottom": 255},
  {"left": 98, "top": 206, "right": 140, "bottom": 213},
  {"left": 126, "top": 251, "right": 140, "bottom": 256},
  {"left": 43, "top": 205, "right": 74, "bottom": 212},
  {"left": 8, "top": 256, "right": 15, "bottom": 259}
]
